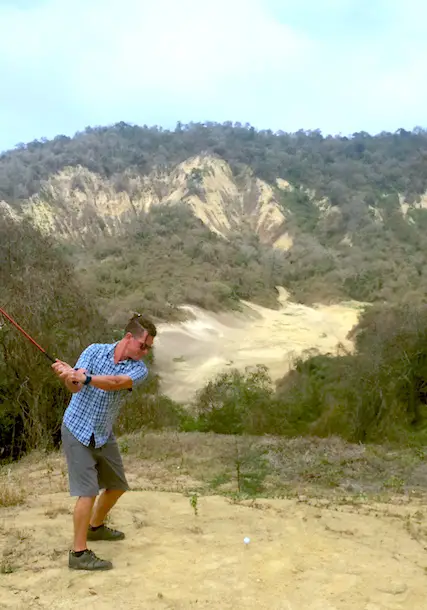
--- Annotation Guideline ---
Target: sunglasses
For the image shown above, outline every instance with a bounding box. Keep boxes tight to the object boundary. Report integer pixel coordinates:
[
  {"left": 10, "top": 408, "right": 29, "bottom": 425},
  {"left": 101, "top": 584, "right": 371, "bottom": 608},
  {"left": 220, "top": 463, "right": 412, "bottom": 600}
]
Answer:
[{"left": 136, "top": 339, "right": 153, "bottom": 352}]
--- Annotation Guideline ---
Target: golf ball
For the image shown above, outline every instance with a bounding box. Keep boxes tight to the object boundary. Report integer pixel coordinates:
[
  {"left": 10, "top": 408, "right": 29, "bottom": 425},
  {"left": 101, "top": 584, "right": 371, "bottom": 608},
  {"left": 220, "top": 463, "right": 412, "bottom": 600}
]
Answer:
[{"left": 244, "top": 537, "right": 250, "bottom": 544}]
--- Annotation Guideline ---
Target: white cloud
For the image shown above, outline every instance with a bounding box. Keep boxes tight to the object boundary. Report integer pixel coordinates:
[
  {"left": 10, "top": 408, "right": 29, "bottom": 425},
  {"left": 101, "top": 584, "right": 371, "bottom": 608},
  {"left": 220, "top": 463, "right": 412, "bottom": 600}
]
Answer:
[
  {"left": 0, "top": 0, "right": 426, "bottom": 147},
  {"left": 0, "top": 0, "right": 311, "bottom": 110}
]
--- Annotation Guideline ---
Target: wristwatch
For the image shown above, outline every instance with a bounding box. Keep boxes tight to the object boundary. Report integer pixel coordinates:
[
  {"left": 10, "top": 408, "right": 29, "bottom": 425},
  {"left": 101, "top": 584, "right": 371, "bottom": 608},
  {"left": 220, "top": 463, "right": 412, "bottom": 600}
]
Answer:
[{"left": 83, "top": 374, "right": 92, "bottom": 385}]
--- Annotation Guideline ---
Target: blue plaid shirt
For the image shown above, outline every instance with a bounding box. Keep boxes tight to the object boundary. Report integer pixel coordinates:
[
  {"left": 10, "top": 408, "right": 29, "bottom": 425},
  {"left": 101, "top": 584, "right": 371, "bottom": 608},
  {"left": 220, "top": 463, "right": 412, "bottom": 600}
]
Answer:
[{"left": 62, "top": 342, "right": 148, "bottom": 448}]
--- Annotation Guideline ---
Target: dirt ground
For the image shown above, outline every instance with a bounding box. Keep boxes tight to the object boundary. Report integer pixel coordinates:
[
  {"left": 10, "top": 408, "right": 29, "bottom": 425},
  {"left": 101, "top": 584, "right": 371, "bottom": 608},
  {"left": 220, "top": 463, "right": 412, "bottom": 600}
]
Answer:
[
  {"left": 2, "top": 432, "right": 427, "bottom": 610},
  {"left": 2, "top": 491, "right": 427, "bottom": 610}
]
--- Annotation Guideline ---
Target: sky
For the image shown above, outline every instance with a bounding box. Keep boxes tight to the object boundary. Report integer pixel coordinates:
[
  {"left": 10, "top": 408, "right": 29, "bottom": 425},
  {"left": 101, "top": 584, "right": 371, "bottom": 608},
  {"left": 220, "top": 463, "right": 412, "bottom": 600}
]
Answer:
[{"left": 0, "top": 0, "right": 426, "bottom": 152}]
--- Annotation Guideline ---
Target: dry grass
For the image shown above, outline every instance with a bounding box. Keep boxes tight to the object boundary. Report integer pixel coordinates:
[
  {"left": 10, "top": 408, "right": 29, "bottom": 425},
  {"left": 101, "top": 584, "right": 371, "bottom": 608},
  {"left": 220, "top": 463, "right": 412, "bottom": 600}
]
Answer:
[
  {"left": 116, "top": 430, "right": 427, "bottom": 503},
  {"left": 44, "top": 505, "right": 71, "bottom": 519},
  {"left": 0, "top": 450, "right": 69, "bottom": 498},
  {"left": 3, "top": 431, "right": 427, "bottom": 508},
  {"left": 0, "top": 527, "right": 34, "bottom": 574},
  {"left": 0, "top": 473, "right": 26, "bottom": 508}
]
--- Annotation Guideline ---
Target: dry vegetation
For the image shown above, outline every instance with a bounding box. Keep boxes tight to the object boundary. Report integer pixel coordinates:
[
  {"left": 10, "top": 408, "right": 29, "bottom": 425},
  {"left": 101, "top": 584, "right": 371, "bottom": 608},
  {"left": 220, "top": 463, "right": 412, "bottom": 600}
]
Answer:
[
  {"left": 4, "top": 431, "right": 427, "bottom": 508},
  {"left": 0, "top": 473, "right": 26, "bottom": 509}
]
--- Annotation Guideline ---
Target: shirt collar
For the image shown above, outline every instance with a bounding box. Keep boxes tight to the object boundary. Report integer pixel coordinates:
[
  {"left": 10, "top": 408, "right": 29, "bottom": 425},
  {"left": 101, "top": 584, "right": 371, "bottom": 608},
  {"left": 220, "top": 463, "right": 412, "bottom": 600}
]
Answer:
[{"left": 108, "top": 341, "right": 133, "bottom": 365}]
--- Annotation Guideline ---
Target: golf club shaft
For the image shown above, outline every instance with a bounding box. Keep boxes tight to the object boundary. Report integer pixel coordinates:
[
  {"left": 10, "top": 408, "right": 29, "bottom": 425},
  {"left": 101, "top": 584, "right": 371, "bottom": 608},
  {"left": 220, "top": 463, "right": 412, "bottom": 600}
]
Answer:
[{"left": 0, "top": 307, "right": 56, "bottom": 362}]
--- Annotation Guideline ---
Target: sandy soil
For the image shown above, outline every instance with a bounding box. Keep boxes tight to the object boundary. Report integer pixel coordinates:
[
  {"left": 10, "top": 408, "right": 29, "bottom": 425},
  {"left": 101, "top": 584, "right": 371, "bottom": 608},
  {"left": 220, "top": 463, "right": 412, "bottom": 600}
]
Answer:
[
  {"left": 154, "top": 288, "right": 364, "bottom": 403},
  {"left": 1, "top": 489, "right": 427, "bottom": 610},
  {"left": 2, "top": 433, "right": 427, "bottom": 610}
]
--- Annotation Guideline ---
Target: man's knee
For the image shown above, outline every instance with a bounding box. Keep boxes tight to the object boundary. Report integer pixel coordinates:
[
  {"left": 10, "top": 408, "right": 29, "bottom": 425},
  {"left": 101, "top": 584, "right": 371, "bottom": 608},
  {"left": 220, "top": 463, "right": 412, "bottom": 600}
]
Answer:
[
  {"left": 75, "top": 496, "right": 96, "bottom": 507},
  {"left": 105, "top": 488, "right": 126, "bottom": 497}
]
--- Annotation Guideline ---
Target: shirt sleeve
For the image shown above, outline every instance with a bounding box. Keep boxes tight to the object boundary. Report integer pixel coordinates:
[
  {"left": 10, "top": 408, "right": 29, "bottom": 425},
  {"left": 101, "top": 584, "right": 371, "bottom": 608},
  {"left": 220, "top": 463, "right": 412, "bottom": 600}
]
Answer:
[
  {"left": 74, "top": 344, "right": 98, "bottom": 371},
  {"left": 126, "top": 362, "right": 149, "bottom": 386}
]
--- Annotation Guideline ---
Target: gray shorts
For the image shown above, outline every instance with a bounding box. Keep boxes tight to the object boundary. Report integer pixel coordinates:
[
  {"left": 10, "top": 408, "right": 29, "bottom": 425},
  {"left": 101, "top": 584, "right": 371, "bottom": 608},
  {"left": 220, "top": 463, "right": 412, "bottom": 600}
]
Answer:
[{"left": 61, "top": 423, "right": 129, "bottom": 497}]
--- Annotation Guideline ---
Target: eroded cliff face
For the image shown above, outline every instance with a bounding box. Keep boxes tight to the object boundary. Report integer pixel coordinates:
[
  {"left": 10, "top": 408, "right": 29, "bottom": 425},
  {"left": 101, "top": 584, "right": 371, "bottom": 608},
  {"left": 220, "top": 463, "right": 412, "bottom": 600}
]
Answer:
[{"left": 9, "top": 155, "right": 293, "bottom": 249}]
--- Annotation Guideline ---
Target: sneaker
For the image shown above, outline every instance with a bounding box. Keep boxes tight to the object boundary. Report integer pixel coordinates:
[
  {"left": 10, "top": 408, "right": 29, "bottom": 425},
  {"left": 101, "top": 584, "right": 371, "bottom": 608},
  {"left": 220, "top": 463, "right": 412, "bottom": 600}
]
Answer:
[
  {"left": 68, "top": 549, "right": 113, "bottom": 571},
  {"left": 87, "top": 524, "right": 125, "bottom": 541}
]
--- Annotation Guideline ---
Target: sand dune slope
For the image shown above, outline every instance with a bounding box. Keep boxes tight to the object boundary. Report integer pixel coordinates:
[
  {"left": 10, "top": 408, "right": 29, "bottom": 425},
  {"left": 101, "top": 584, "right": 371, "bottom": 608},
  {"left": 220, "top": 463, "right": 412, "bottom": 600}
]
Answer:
[{"left": 155, "top": 289, "right": 364, "bottom": 403}]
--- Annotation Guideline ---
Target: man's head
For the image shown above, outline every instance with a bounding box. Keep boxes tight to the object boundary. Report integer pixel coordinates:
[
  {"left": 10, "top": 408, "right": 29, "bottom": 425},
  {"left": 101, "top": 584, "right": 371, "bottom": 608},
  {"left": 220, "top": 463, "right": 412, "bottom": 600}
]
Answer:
[{"left": 122, "top": 313, "right": 157, "bottom": 361}]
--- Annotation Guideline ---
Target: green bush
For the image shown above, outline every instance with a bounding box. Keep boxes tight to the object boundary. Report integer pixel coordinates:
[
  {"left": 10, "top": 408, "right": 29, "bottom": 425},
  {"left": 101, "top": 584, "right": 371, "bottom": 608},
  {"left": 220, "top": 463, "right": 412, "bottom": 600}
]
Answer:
[
  {"left": 0, "top": 215, "right": 108, "bottom": 459},
  {"left": 273, "top": 303, "right": 427, "bottom": 443},
  {"left": 194, "top": 365, "right": 274, "bottom": 435},
  {"left": 188, "top": 302, "right": 427, "bottom": 446}
]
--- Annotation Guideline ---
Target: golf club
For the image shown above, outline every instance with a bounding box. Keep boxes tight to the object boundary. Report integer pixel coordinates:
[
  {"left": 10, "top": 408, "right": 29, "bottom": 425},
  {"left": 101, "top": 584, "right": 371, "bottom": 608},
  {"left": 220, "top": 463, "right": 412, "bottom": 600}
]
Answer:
[
  {"left": 0, "top": 307, "right": 81, "bottom": 385},
  {"left": 0, "top": 306, "right": 56, "bottom": 362}
]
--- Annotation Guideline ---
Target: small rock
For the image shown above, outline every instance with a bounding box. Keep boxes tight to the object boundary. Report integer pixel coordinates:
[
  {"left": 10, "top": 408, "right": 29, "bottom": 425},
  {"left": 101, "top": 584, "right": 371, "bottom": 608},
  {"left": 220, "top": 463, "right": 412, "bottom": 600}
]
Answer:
[
  {"left": 89, "top": 589, "right": 97, "bottom": 596},
  {"left": 377, "top": 583, "right": 408, "bottom": 595},
  {"left": 157, "top": 592, "right": 164, "bottom": 599}
]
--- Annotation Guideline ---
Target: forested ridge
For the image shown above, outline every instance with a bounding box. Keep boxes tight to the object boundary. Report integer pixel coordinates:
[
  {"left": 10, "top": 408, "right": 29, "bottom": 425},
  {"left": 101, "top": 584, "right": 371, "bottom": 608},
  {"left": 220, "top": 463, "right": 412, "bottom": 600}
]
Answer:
[{"left": 2, "top": 122, "right": 427, "bottom": 205}]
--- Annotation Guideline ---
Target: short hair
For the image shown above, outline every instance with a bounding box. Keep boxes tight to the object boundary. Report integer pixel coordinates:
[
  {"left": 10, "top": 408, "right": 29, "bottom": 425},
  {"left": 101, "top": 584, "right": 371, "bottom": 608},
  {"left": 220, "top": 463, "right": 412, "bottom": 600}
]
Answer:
[{"left": 125, "top": 313, "right": 157, "bottom": 338}]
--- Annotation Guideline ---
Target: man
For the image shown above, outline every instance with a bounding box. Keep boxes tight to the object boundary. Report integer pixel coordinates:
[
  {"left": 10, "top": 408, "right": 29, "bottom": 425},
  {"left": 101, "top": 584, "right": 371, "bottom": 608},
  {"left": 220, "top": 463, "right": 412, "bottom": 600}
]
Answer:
[{"left": 52, "top": 313, "right": 157, "bottom": 571}]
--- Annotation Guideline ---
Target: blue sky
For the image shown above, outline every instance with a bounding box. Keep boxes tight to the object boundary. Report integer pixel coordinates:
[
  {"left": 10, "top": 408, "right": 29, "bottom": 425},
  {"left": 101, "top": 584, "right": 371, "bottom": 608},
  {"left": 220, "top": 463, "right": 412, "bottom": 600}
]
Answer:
[{"left": 0, "top": 0, "right": 426, "bottom": 152}]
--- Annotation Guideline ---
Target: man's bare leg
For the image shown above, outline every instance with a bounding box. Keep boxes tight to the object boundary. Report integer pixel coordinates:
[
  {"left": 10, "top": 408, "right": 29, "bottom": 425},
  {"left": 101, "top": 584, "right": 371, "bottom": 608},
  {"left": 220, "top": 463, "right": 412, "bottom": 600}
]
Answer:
[
  {"left": 73, "top": 496, "right": 96, "bottom": 552},
  {"left": 90, "top": 489, "right": 125, "bottom": 528},
  {"left": 69, "top": 495, "right": 113, "bottom": 570}
]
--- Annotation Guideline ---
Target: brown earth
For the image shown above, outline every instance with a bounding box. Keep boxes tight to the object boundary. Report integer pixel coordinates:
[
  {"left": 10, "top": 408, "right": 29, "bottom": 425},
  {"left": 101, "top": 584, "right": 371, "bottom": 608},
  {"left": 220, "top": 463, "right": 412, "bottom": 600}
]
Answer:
[{"left": 2, "top": 432, "right": 427, "bottom": 609}]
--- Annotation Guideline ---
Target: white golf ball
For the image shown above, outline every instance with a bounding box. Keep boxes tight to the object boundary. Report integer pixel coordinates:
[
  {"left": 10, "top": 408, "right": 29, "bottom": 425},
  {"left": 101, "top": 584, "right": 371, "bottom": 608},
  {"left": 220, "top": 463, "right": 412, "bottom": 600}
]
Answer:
[{"left": 244, "top": 537, "right": 250, "bottom": 544}]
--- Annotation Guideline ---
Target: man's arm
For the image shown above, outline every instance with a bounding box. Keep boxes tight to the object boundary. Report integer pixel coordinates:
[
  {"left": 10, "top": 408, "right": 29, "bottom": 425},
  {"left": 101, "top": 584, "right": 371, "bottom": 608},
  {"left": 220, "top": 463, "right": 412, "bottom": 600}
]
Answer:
[
  {"left": 87, "top": 374, "right": 133, "bottom": 391},
  {"left": 64, "top": 375, "right": 84, "bottom": 393},
  {"left": 68, "top": 370, "right": 133, "bottom": 391}
]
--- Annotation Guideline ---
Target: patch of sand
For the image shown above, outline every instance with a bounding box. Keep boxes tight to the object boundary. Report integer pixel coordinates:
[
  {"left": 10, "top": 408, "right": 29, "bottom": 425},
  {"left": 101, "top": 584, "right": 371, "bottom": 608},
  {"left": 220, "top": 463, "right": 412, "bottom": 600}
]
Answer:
[
  {"left": 273, "top": 232, "right": 294, "bottom": 250},
  {"left": 1, "top": 491, "right": 426, "bottom": 610},
  {"left": 155, "top": 288, "right": 365, "bottom": 403}
]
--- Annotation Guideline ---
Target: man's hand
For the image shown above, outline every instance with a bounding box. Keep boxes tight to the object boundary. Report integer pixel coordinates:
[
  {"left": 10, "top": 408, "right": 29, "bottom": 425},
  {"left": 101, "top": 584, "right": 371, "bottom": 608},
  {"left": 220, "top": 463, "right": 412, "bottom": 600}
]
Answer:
[
  {"left": 67, "top": 369, "right": 88, "bottom": 384},
  {"left": 52, "top": 360, "right": 86, "bottom": 393},
  {"left": 51, "top": 359, "right": 73, "bottom": 378}
]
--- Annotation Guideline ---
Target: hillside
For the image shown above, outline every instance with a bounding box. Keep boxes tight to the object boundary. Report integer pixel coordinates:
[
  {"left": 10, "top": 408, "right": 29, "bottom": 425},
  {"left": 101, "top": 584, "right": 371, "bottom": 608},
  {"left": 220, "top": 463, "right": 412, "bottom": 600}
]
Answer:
[
  {"left": 2, "top": 123, "right": 427, "bottom": 322},
  {"left": 4, "top": 156, "right": 291, "bottom": 250}
]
